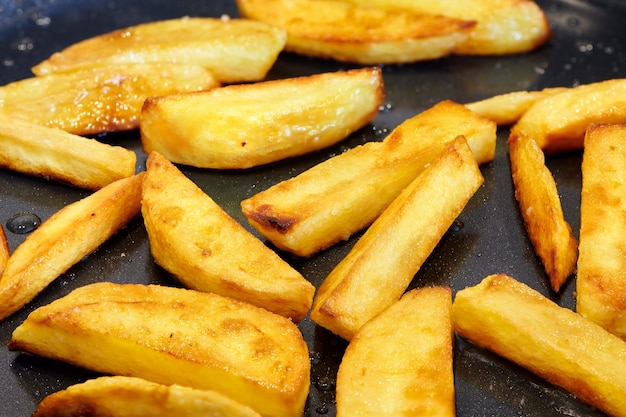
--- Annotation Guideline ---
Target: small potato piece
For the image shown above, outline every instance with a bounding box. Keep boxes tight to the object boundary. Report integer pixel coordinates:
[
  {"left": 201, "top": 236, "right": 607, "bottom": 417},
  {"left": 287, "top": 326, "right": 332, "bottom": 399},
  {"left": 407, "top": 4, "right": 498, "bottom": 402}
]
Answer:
[
  {"left": 9, "top": 282, "right": 310, "bottom": 417},
  {"left": 577, "top": 124, "right": 626, "bottom": 340},
  {"left": 0, "top": 173, "right": 144, "bottom": 322},
  {"left": 453, "top": 274, "right": 626, "bottom": 417},
  {"left": 237, "top": 0, "right": 474, "bottom": 64},
  {"left": 32, "top": 17, "right": 286, "bottom": 84},
  {"left": 336, "top": 287, "right": 455, "bottom": 417},
  {"left": 33, "top": 376, "right": 261, "bottom": 417},
  {"left": 0, "top": 225, "right": 9, "bottom": 277},
  {"left": 311, "top": 136, "right": 483, "bottom": 340},
  {"left": 508, "top": 132, "right": 577, "bottom": 292},
  {"left": 141, "top": 67, "right": 384, "bottom": 169},
  {"left": 0, "top": 115, "right": 136, "bottom": 190}
]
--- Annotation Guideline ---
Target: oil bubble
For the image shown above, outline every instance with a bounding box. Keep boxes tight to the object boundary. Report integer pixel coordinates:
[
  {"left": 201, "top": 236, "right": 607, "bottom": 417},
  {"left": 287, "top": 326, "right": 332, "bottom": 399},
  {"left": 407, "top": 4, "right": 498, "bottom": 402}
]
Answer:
[{"left": 6, "top": 212, "right": 42, "bottom": 234}]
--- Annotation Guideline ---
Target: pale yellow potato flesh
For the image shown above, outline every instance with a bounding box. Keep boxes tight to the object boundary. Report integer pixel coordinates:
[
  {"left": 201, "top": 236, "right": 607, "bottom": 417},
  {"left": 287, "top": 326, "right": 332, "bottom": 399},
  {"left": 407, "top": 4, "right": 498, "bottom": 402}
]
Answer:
[
  {"left": 311, "top": 136, "right": 484, "bottom": 340},
  {"left": 33, "top": 376, "right": 261, "bottom": 417},
  {"left": 453, "top": 273, "right": 626, "bottom": 417},
  {"left": 336, "top": 287, "right": 455, "bottom": 417},
  {"left": 0, "top": 173, "right": 144, "bottom": 322},
  {"left": 9, "top": 282, "right": 310, "bottom": 417},
  {"left": 32, "top": 17, "right": 287, "bottom": 84},
  {"left": 140, "top": 67, "right": 384, "bottom": 169}
]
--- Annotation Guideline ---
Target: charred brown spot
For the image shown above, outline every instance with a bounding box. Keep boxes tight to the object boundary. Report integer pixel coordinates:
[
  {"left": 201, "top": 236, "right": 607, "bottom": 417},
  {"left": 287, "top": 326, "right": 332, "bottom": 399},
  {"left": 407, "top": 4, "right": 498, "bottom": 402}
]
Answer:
[{"left": 248, "top": 205, "right": 297, "bottom": 234}]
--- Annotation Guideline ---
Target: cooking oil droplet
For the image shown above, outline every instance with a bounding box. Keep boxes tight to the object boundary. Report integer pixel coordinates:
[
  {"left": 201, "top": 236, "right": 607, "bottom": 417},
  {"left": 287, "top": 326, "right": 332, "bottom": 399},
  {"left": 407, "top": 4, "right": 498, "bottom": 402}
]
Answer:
[
  {"left": 315, "top": 377, "right": 336, "bottom": 392},
  {"left": 14, "top": 37, "right": 34, "bottom": 52},
  {"left": 310, "top": 351, "right": 322, "bottom": 366},
  {"left": 6, "top": 212, "right": 41, "bottom": 234},
  {"left": 450, "top": 220, "right": 464, "bottom": 233},
  {"left": 316, "top": 404, "right": 329, "bottom": 414},
  {"left": 378, "top": 102, "right": 393, "bottom": 113}
]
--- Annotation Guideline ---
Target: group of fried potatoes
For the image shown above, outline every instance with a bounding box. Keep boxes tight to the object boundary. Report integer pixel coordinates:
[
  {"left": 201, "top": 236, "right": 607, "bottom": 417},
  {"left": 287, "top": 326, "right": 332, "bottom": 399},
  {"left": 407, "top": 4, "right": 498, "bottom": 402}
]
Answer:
[{"left": 1, "top": 1, "right": 626, "bottom": 416}]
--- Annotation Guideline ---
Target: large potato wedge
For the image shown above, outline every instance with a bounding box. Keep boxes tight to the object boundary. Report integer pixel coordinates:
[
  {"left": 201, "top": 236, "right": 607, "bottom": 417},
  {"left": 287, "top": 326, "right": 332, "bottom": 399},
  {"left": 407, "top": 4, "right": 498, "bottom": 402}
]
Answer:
[
  {"left": 33, "top": 376, "right": 262, "bottom": 417},
  {"left": 142, "top": 152, "right": 314, "bottom": 322},
  {"left": 311, "top": 136, "right": 483, "bottom": 340},
  {"left": 141, "top": 67, "right": 384, "bottom": 169},
  {"left": 0, "top": 225, "right": 9, "bottom": 278},
  {"left": 236, "top": 0, "right": 474, "bottom": 64},
  {"left": 336, "top": 287, "right": 455, "bottom": 417},
  {"left": 508, "top": 132, "right": 578, "bottom": 292},
  {"left": 0, "top": 173, "right": 143, "bottom": 322},
  {"left": 0, "top": 115, "right": 136, "bottom": 190},
  {"left": 241, "top": 100, "right": 495, "bottom": 257},
  {"left": 577, "top": 123, "right": 626, "bottom": 340},
  {"left": 0, "top": 63, "right": 218, "bottom": 135},
  {"left": 9, "top": 282, "right": 310, "bottom": 417},
  {"left": 32, "top": 17, "right": 286, "bottom": 84},
  {"left": 453, "top": 274, "right": 626, "bottom": 417}
]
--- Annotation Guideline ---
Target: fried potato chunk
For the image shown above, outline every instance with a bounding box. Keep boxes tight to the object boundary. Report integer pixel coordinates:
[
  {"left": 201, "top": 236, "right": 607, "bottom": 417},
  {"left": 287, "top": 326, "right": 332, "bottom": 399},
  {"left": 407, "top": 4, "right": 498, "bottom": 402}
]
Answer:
[
  {"left": 508, "top": 132, "right": 578, "bottom": 292},
  {"left": 0, "top": 225, "right": 9, "bottom": 277},
  {"left": 9, "top": 282, "right": 310, "bottom": 417},
  {"left": 577, "top": 124, "right": 626, "bottom": 340},
  {"left": 311, "top": 136, "right": 483, "bottom": 340},
  {"left": 33, "top": 376, "right": 261, "bottom": 417},
  {"left": 0, "top": 173, "right": 143, "bottom": 322},
  {"left": 0, "top": 63, "right": 218, "bottom": 135},
  {"left": 141, "top": 67, "right": 384, "bottom": 169},
  {"left": 511, "top": 78, "right": 626, "bottom": 153},
  {"left": 453, "top": 274, "right": 626, "bottom": 417},
  {"left": 236, "top": 0, "right": 474, "bottom": 64},
  {"left": 32, "top": 17, "right": 286, "bottom": 84},
  {"left": 142, "top": 152, "right": 314, "bottom": 322},
  {"left": 241, "top": 100, "right": 495, "bottom": 257},
  {"left": 0, "top": 115, "right": 136, "bottom": 190},
  {"left": 336, "top": 287, "right": 455, "bottom": 417}
]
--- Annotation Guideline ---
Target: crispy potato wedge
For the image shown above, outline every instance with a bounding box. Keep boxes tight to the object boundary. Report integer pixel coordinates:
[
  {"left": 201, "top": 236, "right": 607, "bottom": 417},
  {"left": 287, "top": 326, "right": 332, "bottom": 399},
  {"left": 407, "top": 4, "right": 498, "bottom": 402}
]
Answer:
[
  {"left": 0, "top": 63, "right": 218, "bottom": 135},
  {"left": 311, "top": 136, "right": 483, "bottom": 340},
  {"left": 0, "top": 173, "right": 143, "bottom": 322},
  {"left": 142, "top": 152, "right": 314, "bottom": 322},
  {"left": 577, "top": 124, "right": 626, "bottom": 340},
  {"left": 33, "top": 376, "right": 262, "bottom": 417},
  {"left": 0, "top": 115, "right": 136, "bottom": 190},
  {"left": 141, "top": 67, "right": 384, "bottom": 169},
  {"left": 236, "top": 0, "right": 474, "bottom": 64},
  {"left": 241, "top": 100, "right": 495, "bottom": 257},
  {"left": 0, "top": 225, "right": 9, "bottom": 278},
  {"left": 9, "top": 282, "right": 310, "bottom": 417},
  {"left": 511, "top": 78, "right": 626, "bottom": 153},
  {"left": 32, "top": 17, "right": 286, "bottom": 84},
  {"left": 453, "top": 274, "right": 626, "bottom": 417},
  {"left": 336, "top": 287, "right": 455, "bottom": 417},
  {"left": 508, "top": 132, "right": 578, "bottom": 292}
]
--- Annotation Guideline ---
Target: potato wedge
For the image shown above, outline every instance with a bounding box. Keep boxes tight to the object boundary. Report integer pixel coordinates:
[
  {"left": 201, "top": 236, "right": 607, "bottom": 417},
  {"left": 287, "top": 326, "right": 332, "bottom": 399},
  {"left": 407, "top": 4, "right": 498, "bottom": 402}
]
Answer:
[
  {"left": 142, "top": 152, "right": 314, "bottom": 322},
  {"left": 0, "top": 225, "right": 9, "bottom": 278},
  {"left": 311, "top": 136, "right": 483, "bottom": 340},
  {"left": 241, "top": 100, "right": 495, "bottom": 257},
  {"left": 236, "top": 0, "right": 474, "bottom": 64},
  {"left": 9, "top": 282, "right": 310, "bottom": 417},
  {"left": 0, "top": 63, "right": 218, "bottom": 135},
  {"left": 141, "top": 67, "right": 384, "bottom": 169},
  {"left": 32, "top": 17, "right": 286, "bottom": 84},
  {"left": 0, "top": 173, "right": 143, "bottom": 322},
  {"left": 577, "top": 123, "right": 626, "bottom": 340},
  {"left": 453, "top": 274, "right": 626, "bottom": 417},
  {"left": 511, "top": 78, "right": 626, "bottom": 153},
  {"left": 508, "top": 132, "right": 578, "bottom": 292},
  {"left": 33, "top": 376, "right": 262, "bottom": 417},
  {"left": 336, "top": 287, "right": 455, "bottom": 417},
  {"left": 0, "top": 115, "right": 136, "bottom": 190}
]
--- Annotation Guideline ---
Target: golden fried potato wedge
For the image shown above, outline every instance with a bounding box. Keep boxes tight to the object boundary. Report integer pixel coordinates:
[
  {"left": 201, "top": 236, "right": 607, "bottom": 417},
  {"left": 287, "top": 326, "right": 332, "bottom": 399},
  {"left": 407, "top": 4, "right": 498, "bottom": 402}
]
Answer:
[
  {"left": 237, "top": 0, "right": 474, "bottom": 64},
  {"left": 0, "top": 63, "right": 218, "bottom": 135},
  {"left": 34, "top": 376, "right": 262, "bottom": 417},
  {"left": 311, "top": 136, "right": 483, "bottom": 340},
  {"left": 508, "top": 132, "right": 577, "bottom": 292},
  {"left": 141, "top": 67, "right": 384, "bottom": 169},
  {"left": 9, "top": 282, "right": 310, "bottom": 417},
  {"left": 453, "top": 274, "right": 626, "bottom": 417},
  {"left": 336, "top": 287, "right": 455, "bottom": 417},
  {"left": 241, "top": 100, "right": 495, "bottom": 257},
  {"left": 32, "top": 17, "right": 286, "bottom": 84},
  {"left": 0, "top": 225, "right": 9, "bottom": 277},
  {"left": 511, "top": 78, "right": 626, "bottom": 153},
  {"left": 0, "top": 115, "right": 136, "bottom": 190},
  {"left": 0, "top": 173, "right": 143, "bottom": 322},
  {"left": 577, "top": 124, "right": 626, "bottom": 340},
  {"left": 142, "top": 152, "right": 314, "bottom": 322}
]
